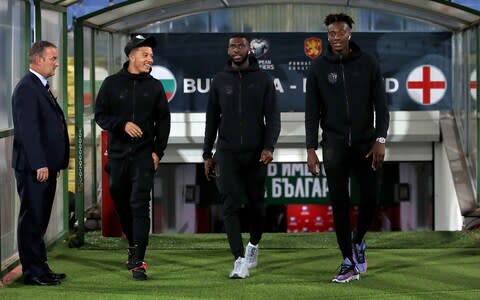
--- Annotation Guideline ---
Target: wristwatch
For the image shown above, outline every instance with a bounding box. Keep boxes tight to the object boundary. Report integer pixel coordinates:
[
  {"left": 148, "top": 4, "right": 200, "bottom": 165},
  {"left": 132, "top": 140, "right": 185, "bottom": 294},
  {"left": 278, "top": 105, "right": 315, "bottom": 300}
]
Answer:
[{"left": 376, "top": 137, "right": 386, "bottom": 144}]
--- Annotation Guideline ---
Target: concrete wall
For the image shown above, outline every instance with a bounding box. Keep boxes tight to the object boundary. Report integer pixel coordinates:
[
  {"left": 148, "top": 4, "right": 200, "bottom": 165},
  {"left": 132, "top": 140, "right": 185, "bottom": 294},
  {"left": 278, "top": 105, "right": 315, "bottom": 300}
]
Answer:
[{"left": 434, "top": 143, "right": 463, "bottom": 230}]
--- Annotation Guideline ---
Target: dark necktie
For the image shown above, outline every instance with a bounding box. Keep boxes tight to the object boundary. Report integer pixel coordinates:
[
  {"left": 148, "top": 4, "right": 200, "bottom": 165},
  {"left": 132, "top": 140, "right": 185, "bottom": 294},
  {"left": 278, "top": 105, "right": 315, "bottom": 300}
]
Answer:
[{"left": 45, "top": 83, "right": 57, "bottom": 104}]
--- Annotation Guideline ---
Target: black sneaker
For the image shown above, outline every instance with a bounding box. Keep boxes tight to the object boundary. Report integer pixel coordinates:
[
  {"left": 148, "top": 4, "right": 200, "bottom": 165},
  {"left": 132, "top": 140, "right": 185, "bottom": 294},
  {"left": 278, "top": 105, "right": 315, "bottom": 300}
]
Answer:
[{"left": 131, "top": 261, "right": 148, "bottom": 281}]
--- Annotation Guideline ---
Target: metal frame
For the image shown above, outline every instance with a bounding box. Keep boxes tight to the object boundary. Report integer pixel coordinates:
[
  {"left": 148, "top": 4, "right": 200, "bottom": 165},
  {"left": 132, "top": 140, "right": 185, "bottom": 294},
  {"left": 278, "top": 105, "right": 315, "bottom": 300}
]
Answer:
[
  {"left": 68, "top": 0, "right": 480, "bottom": 244},
  {"left": 0, "top": 129, "right": 14, "bottom": 138},
  {"left": 75, "top": 0, "right": 480, "bottom": 33},
  {"left": 90, "top": 29, "right": 97, "bottom": 206},
  {"left": 1, "top": 0, "right": 32, "bottom": 276},
  {"left": 73, "top": 18, "right": 85, "bottom": 245},
  {"left": 62, "top": 10, "right": 69, "bottom": 236},
  {"left": 477, "top": 25, "right": 480, "bottom": 205}
]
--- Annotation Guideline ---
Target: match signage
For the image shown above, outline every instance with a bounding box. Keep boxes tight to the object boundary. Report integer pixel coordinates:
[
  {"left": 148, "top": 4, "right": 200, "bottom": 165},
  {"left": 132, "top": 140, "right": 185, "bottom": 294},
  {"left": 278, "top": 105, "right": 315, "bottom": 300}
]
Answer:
[
  {"left": 143, "top": 32, "right": 452, "bottom": 112},
  {"left": 265, "top": 163, "right": 330, "bottom": 204},
  {"left": 264, "top": 163, "right": 369, "bottom": 205},
  {"left": 406, "top": 65, "right": 447, "bottom": 105}
]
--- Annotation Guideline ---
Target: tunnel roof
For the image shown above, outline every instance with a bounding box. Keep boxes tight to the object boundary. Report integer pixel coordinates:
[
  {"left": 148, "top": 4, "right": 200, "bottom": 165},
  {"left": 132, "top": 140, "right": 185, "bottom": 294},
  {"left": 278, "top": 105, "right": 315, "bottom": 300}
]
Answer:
[{"left": 64, "top": 0, "right": 479, "bottom": 32}]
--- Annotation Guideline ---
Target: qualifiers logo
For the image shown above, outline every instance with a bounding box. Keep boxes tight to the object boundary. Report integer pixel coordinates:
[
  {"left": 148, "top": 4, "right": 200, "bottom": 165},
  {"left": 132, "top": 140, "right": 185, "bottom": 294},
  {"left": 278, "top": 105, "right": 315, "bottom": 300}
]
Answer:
[
  {"left": 150, "top": 65, "right": 177, "bottom": 102},
  {"left": 470, "top": 70, "right": 477, "bottom": 100},
  {"left": 406, "top": 64, "right": 447, "bottom": 105},
  {"left": 250, "top": 39, "right": 270, "bottom": 58},
  {"left": 251, "top": 38, "right": 274, "bottom": 70},
  {"left": 304, "top": 37, "right": 322, "bottom": 60}
]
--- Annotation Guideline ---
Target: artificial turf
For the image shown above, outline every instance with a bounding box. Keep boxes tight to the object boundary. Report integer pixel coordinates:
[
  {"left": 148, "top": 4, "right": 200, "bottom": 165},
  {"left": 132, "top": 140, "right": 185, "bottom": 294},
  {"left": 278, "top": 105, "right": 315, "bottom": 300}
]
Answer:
[{"left": 1, "top": 231, "right": 479, "bottom": 299}]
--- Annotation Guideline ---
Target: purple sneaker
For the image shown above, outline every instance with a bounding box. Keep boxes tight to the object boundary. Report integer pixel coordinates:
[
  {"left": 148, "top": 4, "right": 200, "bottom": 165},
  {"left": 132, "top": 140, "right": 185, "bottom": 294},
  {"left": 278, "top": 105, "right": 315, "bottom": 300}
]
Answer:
[
  {"left": 352, "top": 242, "right": 367, "bottom": 273},
  {"left": 332, "top": 258, "right": 360, "bottom": 283}
]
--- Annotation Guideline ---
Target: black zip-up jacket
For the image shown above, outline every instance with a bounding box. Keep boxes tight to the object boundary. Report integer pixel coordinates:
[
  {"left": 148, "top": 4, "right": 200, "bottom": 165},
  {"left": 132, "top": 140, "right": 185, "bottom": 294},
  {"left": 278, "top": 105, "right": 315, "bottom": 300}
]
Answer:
[
  {"left": 203, "top": 56, "right": 280, "bottom": 159},
  {"left": 95, "top": 61, "right": 171, "bottom": 159},
  {"left": 305, "top": 41, "right": 389, "bottom": 148}
]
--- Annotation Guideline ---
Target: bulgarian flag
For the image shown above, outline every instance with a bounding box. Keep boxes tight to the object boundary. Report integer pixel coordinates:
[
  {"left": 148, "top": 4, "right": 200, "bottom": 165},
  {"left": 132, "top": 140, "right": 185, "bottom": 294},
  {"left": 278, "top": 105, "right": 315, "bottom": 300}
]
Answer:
[{"left": 151, "top": 65, "right": 177, "bottom": 102}]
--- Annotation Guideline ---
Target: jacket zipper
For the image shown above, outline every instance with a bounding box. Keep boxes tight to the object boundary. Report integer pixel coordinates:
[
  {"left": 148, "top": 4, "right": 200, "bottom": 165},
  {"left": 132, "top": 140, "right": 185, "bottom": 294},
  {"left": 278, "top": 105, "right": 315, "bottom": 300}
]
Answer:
[
  {"left": 132, "top": 80, "right": 137, "bottom": 121},
  {"left": 238, "top": 71, "right": 243, "bottom": 145},
  {"left": 131, "top": 80, "right": 137, "bottom": 144},
  {"left": 340, "top": 57, "right": 352, "bottom": 146}
]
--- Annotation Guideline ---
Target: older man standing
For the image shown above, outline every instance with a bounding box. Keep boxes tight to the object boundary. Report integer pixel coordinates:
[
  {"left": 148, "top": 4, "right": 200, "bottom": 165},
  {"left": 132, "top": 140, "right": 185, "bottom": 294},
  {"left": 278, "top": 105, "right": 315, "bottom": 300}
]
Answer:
[{"left": 12, "top": 41, "right": 69, "bottom": 286}]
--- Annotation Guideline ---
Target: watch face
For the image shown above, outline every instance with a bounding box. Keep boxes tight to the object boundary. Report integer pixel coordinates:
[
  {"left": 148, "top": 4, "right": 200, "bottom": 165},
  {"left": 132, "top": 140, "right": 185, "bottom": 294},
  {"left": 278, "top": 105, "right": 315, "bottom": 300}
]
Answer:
[{"left": 376, "top": 137, "right": 386, "bottom": 144}]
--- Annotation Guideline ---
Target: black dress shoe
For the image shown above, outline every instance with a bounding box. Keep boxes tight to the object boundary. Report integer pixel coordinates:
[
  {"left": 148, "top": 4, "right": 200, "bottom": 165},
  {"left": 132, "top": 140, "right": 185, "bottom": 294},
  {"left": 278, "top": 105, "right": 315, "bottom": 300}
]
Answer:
[
  {"left": 46, "top": 272, "right": 66, "bottom": 280},
  {"left": 24, "top": 274, "right": 61, "bottom": 286}
]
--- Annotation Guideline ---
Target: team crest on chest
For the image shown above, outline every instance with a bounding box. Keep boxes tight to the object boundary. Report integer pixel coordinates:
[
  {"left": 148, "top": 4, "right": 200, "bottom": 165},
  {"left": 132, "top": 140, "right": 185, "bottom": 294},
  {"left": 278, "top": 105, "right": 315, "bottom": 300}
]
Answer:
[{"left": 328, "top": 72, "right": 338, "bottom": 84}]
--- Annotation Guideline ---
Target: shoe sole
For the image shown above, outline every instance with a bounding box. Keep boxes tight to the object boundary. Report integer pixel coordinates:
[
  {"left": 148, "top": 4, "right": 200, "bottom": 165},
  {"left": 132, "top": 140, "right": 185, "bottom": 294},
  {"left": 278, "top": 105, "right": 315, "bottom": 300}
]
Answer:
[
  {"left": 229, "top": 270, "right": 249, "bottom": 279},
  {"left": 331, "top": 274, "right": 360, "bottom": 283},
  {"left": 132, "top": 272, "right": 147, "bottom": 281},
  {"left": 229, "top": 274, "right": 249, "bottom": 279}
]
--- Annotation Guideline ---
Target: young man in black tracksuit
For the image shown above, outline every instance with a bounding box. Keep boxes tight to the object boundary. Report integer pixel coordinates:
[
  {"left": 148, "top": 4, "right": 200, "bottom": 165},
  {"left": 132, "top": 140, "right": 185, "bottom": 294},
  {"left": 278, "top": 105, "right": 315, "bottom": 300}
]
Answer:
[
  {"left": 203, "top": 34, "right": 280, "bottom": 279},
  {"left": 305, "top": 14, "right": 389, "bottom": 283},
  {"left": 95, "top": 35, "right": 171, "bottom": 280}
]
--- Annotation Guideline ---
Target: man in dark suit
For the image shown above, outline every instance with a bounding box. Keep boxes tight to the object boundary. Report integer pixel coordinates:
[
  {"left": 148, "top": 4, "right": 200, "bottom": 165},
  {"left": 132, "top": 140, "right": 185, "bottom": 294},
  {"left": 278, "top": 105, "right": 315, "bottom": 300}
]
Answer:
[{"left": 12, "top": 41, "right": 70, "bottom": 286}]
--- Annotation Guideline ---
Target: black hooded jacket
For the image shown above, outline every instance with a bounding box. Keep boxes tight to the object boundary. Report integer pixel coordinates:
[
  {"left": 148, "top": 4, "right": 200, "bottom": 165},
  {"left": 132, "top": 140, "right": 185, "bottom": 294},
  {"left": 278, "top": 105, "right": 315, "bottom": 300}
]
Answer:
[
  {"left": 95, "top": 61, "right": 171, "bottom": 159},
  {"left": 203, "top": 56, "right": 280, "bottom": 158},
  {"left": 305, "top": 41, "right": 389, "bottom": 148}
]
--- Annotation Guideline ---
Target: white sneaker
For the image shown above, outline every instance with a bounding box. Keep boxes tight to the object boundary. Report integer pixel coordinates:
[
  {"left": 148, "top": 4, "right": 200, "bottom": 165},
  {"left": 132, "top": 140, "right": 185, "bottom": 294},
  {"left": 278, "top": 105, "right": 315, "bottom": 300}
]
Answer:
[
  {"left": 229, "top": 257, "right": 249, "bottom": 279},
  {"left": 245, "top": 242, "right": 259, "bottom": 269}
]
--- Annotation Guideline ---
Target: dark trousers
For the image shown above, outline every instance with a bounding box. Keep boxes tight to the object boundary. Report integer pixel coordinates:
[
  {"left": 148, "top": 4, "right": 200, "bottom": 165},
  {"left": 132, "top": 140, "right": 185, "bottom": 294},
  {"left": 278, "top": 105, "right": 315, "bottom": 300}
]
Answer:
[
  {"left": 322, "top": 142, "right": 380, "bottom": 260},
  {"left": 107, "top": 155, "right": 154, "bottom": 261},
  {"left": 214, "top": 150, "right": 267, "bottom": 259},
  {"left": 15, "top": 170, "right": 57, "bottom": 278}
]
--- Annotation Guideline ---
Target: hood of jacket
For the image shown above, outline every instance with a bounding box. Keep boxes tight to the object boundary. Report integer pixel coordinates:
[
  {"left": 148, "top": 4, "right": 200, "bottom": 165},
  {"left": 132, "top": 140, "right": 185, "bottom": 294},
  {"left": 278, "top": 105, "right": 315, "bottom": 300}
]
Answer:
[
  {"left": 323, "top": 41, "right": 362, "bottom": 63},
  {"left": 223, "top": 55, "right": 261, "bottom": 73},
  {"left": 118, "top": 60, "right": 154, "bottom": 80}
]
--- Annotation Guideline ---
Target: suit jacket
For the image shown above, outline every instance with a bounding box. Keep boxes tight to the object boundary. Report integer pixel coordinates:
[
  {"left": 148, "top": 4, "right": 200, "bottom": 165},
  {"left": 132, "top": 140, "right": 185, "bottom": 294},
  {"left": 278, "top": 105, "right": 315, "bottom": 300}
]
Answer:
[{"left": 12, "top": 72, "right": 69, "bottom": 172}]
